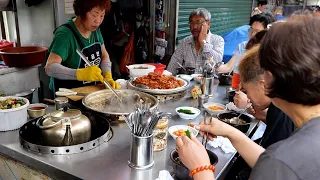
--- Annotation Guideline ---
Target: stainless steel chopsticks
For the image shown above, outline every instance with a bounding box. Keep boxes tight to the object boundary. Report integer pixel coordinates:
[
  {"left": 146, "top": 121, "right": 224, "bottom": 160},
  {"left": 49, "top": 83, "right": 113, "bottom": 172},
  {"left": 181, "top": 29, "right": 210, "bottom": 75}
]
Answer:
[
  {"left": 202, "top": 112, "right": 212, "bottom": 149},
  {"left": 76, "top": 49, "right": 122, "bottom": 103}
]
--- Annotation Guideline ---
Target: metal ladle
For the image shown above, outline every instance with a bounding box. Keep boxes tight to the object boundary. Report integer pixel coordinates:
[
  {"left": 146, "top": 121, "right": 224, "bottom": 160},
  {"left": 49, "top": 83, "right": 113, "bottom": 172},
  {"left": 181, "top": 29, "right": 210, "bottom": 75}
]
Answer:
[
  {"left": 76, "top": 49, "right": 122, "bottom": 103},
  {"left": 230, "top": 103, "right": 252, "bottom": 123},
  {"left": 136, "top": 84, "right": 150, "bottom": 89}
]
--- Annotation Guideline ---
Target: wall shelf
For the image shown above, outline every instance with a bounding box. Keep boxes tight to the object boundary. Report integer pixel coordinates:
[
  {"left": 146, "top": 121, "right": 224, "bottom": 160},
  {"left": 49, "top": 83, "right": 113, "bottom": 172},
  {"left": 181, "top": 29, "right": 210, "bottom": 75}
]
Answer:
[{"left": 0, "top": 0, "right": 20, "bottom": 46}]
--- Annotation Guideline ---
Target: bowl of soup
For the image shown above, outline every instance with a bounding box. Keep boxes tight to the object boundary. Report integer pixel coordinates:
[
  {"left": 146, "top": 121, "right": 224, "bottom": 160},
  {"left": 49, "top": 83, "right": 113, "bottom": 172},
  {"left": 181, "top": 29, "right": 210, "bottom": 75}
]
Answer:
[
  {"left": 217, "top": 112, "right": 252, "bottom": 133},
  {"left": 27, "top": 103, "right": 48, "bottom": 119},
  {"left": 203, "top": 102, "right": 226, "bottom": 115}
]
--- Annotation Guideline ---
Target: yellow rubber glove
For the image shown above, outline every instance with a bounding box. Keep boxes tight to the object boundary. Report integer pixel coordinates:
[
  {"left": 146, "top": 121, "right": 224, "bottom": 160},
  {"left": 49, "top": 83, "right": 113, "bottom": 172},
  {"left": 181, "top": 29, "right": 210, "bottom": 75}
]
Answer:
[
  {"left": 76, "top": 66, "right": 104, "bottom": 82},
  {"left": 104, "top": 72, "right": 121, "bottom": 89}
]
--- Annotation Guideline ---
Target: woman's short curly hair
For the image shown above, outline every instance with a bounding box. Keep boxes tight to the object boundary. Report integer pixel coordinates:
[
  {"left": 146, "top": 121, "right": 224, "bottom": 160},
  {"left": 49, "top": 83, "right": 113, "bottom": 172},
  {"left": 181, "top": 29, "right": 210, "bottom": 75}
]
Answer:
[
  {"left": 239, "top": 46, "right": 264, "bottom": 84},
  {"left": 73, "top": 0, "right": 111, "bottom": 19}
]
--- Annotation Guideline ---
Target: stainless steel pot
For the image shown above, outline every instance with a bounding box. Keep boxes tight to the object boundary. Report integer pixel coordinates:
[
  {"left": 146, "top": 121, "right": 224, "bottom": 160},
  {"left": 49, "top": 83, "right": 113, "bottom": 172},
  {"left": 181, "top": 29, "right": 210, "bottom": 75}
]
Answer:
[
  {"left": 36, "top": 108, "right": 91, "bottom": 146},
  {"left": 82, "top": 89, "right": 159, "bottom": 116}
]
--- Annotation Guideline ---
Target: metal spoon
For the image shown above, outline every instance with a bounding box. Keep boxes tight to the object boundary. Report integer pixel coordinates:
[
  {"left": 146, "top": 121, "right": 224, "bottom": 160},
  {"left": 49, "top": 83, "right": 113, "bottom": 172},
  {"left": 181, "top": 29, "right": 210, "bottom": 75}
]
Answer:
[
  {"left": 129, "top": 75, "right": 150, "bottom": 89},
  {"left": 231, "top": 103, "right": 252, "bottom": 122},
  {"left": 227, "top": 64, "right": 234, "bottom": 76},
  {"left": 176, "top": 62, "right": 186, "bottom": 71}
]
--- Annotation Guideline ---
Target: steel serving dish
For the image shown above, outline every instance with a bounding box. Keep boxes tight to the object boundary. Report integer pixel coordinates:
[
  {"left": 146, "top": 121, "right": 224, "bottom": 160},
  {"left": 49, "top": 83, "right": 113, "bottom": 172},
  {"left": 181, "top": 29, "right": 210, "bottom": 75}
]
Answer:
[
  {"left": 128, "top": 77, "right": 189, "bottom": 95},
  {"left": 82, "top": 89, "right": 159, "bottom": 116}
]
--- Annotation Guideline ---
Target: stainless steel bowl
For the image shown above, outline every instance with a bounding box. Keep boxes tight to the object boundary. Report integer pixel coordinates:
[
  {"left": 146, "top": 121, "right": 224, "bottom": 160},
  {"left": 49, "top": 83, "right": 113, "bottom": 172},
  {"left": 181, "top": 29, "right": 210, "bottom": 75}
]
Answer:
[
  {"left": 27, "top": 103, "right": 48, "bottom": 119},
  {"left": 12, "top": 89, "right": 35, "bottom": 103}
]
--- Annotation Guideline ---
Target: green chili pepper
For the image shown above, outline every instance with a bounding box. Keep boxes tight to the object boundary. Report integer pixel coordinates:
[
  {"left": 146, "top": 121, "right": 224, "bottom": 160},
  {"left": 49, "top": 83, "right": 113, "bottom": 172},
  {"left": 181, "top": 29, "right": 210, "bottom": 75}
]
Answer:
[
  {"left": 185, "top": 130, "right": 191, "bottom": 139},
  {"left": 178, "top": 109, "right": 195, "bottom": 115}
]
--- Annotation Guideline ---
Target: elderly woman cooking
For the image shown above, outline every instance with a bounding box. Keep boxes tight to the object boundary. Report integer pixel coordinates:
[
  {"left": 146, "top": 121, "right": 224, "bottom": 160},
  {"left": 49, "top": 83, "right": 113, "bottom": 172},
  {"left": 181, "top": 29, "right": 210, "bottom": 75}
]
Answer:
[
  {"left": 176, "top": 15, "right": 320, "bottom": 180},
  {"left": 167, "top": 8, "right": 224, "bottom": 75},
  {"left": 45, "top": 0, "right": 120, "bottom": 93}
]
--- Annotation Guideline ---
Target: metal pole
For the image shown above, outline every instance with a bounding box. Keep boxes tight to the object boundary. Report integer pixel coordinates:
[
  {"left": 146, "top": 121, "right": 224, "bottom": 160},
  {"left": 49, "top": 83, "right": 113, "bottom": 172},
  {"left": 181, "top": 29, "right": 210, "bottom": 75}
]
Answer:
[
  {"left": 303, "top": 0, "right": 307, "bottom": 9},
  {"left": 0, "top": 13, "right": 6, "bottom": 39}
]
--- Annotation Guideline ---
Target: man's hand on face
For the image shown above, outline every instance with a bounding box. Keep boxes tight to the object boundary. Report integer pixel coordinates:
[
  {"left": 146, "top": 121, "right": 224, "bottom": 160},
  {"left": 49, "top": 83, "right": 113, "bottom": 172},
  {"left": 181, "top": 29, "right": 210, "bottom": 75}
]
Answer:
[{"left": 198, "top": 23, "right": 208, "bottom": 46}]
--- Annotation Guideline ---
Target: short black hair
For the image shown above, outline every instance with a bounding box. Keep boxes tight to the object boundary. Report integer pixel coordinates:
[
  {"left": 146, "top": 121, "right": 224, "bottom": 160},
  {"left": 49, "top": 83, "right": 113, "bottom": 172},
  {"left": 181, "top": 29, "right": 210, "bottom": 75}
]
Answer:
[
  {"left": 258, "top": 0, "right": 268, "bottom": 6},
  {"left": 262, "top": 12, "right": 276, "bottom": 24},
  {"left": 245, "top": 29, "right": 268, "bottom": 50},
  {"left": 259, "top": 16, "right": 320, "bottom": 105},
  {"left": 249, "top": 14, "right": 269, "bottom": 28}
]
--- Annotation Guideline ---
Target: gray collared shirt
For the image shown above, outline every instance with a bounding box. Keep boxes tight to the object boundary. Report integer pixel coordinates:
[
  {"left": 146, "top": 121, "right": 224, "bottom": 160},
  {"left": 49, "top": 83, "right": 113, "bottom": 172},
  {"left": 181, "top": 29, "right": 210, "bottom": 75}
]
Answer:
[{"left": 167, "top": 31, "right": 224, "bottom": 75}]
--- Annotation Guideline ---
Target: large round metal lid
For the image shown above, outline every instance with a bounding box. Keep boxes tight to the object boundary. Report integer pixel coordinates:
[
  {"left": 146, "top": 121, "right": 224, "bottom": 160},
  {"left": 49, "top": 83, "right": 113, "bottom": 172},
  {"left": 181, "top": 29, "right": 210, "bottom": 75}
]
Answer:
[{"left": 51, "top": 109, "right": 82, "bottom": 119}]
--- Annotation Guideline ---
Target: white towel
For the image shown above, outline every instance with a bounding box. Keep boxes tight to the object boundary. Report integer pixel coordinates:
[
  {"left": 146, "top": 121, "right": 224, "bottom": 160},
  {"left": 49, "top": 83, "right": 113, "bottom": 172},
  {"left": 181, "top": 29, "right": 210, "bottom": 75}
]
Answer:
[
  {"left": 155, "top": 170, "right": 174, "bottom": 180},
  {"left": 207, "top": 136, "right": 236, "bottom": 154},
  {"left": 225, "top": 102, "right": 243, "bottom": 113},
  {"left": 162, "top": 70, "right": 172, "bottom": 76},
  {"left": 115, "top": 79, "right": 127, "bottom": 89}
]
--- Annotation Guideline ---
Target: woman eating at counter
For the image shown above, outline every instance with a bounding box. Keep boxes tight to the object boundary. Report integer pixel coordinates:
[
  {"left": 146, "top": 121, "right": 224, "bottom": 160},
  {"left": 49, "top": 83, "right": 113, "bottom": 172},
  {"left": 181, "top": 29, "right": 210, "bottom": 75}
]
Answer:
[
  {"left": 176, "top": 15, "right": 320, "bottom": 180},
  {"left": 45, "top": 0, "right": 120, "bottom": 94},
  {"left": 225, "top": 46, "right": 295, "bottom": 179},
  {"left": 233, "top": 30, "right": 267, "bottom": 109},
  {"left": 216, "top": 14, "right": 268, "bottom": 89}
]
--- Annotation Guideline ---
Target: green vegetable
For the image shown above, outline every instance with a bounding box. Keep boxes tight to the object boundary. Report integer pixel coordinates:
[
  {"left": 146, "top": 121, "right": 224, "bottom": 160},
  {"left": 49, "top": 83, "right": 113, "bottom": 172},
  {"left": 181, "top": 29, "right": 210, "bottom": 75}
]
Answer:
[
  {"left": 178, "top": 109, "right": 195, "bottom": 115},
  {"left": 185, "top": 130, "right": 191, "bottom": 139}
]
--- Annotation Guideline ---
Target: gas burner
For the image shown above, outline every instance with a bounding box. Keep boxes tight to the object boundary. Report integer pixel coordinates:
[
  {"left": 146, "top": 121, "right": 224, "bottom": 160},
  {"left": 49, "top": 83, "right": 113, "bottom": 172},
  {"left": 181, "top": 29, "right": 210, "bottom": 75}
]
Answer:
[{"left": 19, "top": 112, "right": 113, "bottom": 155}]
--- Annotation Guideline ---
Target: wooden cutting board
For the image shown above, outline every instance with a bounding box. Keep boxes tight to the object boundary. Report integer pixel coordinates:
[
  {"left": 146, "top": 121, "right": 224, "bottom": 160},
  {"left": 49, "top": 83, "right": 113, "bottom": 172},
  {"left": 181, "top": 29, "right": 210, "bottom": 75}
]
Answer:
[{"left": 66, "top": 84, "right": 105, "bottom": 102}]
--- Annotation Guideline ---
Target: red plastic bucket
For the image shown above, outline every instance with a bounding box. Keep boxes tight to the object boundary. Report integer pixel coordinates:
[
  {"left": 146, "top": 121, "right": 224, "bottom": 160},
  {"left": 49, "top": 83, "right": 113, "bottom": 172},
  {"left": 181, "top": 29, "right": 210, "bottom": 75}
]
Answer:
[{"left": 146, "top": 63, "right": 166, "bottom": 74}]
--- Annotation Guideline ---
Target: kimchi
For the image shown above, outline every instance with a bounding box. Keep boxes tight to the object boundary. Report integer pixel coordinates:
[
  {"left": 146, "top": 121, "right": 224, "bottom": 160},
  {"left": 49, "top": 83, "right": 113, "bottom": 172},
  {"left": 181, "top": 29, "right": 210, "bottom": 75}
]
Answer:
[{"left": 133, "top": 72, "right": 184, "bottom": 89}]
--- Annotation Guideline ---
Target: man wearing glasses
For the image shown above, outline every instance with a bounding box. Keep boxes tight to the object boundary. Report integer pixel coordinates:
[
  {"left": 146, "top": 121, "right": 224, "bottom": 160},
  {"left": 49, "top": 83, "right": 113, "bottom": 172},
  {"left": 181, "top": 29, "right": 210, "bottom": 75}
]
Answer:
[{"left": 167, "top": 8, "right": 224, "bottom": 75}]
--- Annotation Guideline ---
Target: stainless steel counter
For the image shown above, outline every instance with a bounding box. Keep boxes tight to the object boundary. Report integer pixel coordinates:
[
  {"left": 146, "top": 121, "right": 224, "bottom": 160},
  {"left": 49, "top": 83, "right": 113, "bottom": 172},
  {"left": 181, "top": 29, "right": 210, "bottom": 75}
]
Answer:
[{"left": 0, "top": 84, "right": 259, "bottom": 180}]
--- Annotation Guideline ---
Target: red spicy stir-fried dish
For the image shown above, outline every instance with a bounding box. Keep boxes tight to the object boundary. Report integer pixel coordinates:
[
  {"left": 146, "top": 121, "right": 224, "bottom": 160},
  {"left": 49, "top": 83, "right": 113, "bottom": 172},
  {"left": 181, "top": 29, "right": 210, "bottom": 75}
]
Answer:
[{"left": 132, "top": 72, "right": 184, "bottom": 89}]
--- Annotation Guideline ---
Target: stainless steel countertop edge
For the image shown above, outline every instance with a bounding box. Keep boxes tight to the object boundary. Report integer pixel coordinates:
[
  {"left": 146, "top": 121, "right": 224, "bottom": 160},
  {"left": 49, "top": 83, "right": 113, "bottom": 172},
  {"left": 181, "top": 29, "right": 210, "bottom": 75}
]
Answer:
[{"left": 0, "top": 143, "right": 81, "bottom": 180}]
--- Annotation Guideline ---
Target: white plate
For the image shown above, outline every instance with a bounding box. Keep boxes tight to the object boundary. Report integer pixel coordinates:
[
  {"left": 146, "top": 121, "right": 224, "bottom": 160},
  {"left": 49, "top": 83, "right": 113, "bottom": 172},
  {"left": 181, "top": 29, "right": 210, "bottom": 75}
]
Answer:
[
  {"left": 175, "top": 106, "right": 201, "bottom": 120},
  {"left": 128, "top": 77, "right": 189, "bottom": 95},
  {"left": 191, "top": 74, "right": 202, "bottom": 78},
  {"left": 203, "top": 102, "right": 226, "bottom": 115},
  {"left": 176, "top": 74, "right": 193, "bottom": 82},
  {"left": 168, "top": 125, "right": 199, "bottom": 140}
]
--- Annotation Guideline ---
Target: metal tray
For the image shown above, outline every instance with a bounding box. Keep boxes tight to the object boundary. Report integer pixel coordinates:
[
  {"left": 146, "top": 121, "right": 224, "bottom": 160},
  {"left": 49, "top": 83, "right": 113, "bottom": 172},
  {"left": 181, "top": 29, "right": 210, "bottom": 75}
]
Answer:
[
  {"left": 19, "top": 111, "right": 113, "bottom": 155},
  {"left": 82, "top": 89, "right": 159, "bottom": 116},
  {"left": 128, "top": 77, "right": 189, "bottom": 95}
]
